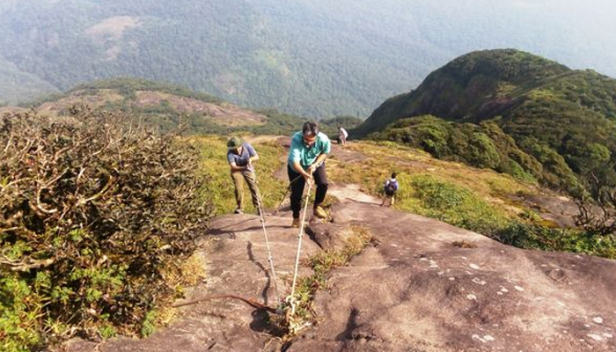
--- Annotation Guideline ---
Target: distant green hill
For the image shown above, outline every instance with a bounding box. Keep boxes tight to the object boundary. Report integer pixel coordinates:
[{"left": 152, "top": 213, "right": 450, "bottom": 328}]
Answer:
[
  {"left": 2, "top": 78, "right": 358, "bottom": 137},
  {"left": 355, "top": 49, "right": 616, "bottom": 194},
  {"left": 2, "top": 78, "right": 301, "bottom": 135}
]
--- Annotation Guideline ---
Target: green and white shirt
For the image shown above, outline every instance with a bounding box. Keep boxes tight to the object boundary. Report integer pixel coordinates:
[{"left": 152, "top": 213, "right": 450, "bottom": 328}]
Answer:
[{"left": 287, "top": 131, "right": 331, "bottom": 169}]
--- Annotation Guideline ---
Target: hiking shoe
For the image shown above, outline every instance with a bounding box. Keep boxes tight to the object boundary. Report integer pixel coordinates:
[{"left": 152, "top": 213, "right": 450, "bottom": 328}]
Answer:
[
  {"left": 234, "top": 208, "right": 244, "bottom": 214},
  {"left": 292, "top": 218, "right": 301, "bottom": 228},
  {"left": 313, "top": 205, "right": 327, "bottom": 219}
]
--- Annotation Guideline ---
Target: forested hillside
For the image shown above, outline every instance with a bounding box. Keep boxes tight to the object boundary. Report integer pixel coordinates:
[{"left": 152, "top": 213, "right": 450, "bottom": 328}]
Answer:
[
  {"left": 0, "top": 57, "right": 59, "bottom": 105},
  {"left": 357, "top": 49, "right": 616, "bottom": 195},
  {"left": 1, "top": 0, "right": 615, "bottom": 117}
]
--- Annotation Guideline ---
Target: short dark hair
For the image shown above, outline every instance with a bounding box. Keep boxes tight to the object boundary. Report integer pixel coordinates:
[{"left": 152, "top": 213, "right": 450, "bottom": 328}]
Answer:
[
  {"left": 302, "top": 121, "right": 319, "bottom": 137},
  {"left": 391, "top": 172, "right": 397, "bottom": 179}
]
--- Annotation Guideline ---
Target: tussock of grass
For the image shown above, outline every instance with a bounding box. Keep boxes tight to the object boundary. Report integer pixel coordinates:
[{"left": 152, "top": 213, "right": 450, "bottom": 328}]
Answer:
[
  {"left": 452, "top": 240, "right": 478, "bottom": 248},
  {"left": 178, "top": 253, "right": 207, "bottom": 287},
  {"left": 307, "top": 225, "right": 374, "bottom": 274},
  {"left": 286, "top": 225, "right": 374, "bottom": 335}
]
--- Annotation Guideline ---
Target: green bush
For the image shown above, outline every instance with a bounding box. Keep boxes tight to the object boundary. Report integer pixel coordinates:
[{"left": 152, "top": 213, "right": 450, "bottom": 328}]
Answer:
[
  {"left": 497, "top": 223, "right": 616, "bottom": 259},
  {"left": 408, "top": 175, "right": 508, "bottom": 236},
  {"left": 0, "top": 107, "right": 211, "bottom": 350},
  {"left": 372, "top": 116, "right": 545, "bottom": 185},
  {"left": 467, "top": 132, "right": 500, "bottom": 169}
]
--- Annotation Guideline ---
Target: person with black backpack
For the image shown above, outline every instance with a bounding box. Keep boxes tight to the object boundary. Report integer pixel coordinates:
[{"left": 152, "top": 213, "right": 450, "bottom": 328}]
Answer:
[{"left": 381, "top": 172, "right": 399, "bottom": 207}]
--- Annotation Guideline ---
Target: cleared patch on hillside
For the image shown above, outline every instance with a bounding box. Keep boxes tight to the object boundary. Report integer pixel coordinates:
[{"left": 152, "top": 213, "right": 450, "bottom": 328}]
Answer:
[
  {"left": 134, "top": 91, "right": 268, "bottom": 126},
  {"left": 84, "top": 16, "right": 141, "bottom": 42},
  {"left": 37, "top": 89, "right": 125, "bottom": 115},
  {"left": 84, "top": 16, "right": 142, "bottom": 60},
  {"left": 213, "top": 72, "right": 244, "bottom": 95}
]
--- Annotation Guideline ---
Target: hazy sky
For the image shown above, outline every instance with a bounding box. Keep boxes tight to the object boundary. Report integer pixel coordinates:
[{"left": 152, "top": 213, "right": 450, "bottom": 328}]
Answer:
[{"left": 277, "top": 0, "right": 616, "bottom": 76}]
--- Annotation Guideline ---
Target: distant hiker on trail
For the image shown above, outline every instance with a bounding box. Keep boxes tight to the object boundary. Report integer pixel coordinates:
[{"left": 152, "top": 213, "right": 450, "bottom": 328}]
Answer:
[
  {"left": 288, "top": 121, "right": 332, "bottom": 227},
  {"left": 227, "top": 136, "right": 261, "bottom": 215},
  {"left": 338, "top": 126, "right": 348, "bottom": 145},
  {"left": 381, "top": 172, "right": 399, "bottom": 207}
]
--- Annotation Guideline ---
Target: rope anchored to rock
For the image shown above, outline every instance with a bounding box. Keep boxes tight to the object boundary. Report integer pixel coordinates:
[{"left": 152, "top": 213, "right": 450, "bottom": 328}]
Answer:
[
  {"left": 174, "top": 167, "right": 319, "bottom": 336},
  {"left": 282, "top": 179, "right": 314, "bottom": 334}
]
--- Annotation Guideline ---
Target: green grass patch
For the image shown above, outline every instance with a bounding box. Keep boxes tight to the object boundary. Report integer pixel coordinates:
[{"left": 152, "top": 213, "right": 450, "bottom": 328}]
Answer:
[
  {"left": 329, "top": 141, "right": 518, "bottom": 235},
  {"left": 400, "top": 174, "right": 510, "bottom": 236},
  {"left": 286, "top": 225, "right": 373, "bottom": 335},
  {"left": 498, "top": 223, "right": 616, "bottom": 259},
  {"left": 328, "top": 140, "right": 616, "bottom": 259}
]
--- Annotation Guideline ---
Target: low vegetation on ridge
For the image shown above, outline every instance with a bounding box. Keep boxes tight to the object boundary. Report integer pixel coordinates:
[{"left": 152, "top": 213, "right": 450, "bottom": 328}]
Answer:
[{"left": 3, "top": 78, "right": 363, "bottom": 139}]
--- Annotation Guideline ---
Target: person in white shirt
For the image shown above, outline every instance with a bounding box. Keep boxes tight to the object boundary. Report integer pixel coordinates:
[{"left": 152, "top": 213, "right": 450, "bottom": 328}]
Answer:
[{"left": 338, "top": 126, "right": 348, "bottom": 145}]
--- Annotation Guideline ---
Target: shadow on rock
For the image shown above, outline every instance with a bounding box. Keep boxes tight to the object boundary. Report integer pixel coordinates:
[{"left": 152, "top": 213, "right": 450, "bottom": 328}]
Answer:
[
  {"left": 247, "top": 241, "right": 272, "bottom": 305},
  {"left": 336, "top": 307, "right": 361, "bottom": 341},
  {"left": 249, "top": 307, "right": 287, "bottom": 337}
]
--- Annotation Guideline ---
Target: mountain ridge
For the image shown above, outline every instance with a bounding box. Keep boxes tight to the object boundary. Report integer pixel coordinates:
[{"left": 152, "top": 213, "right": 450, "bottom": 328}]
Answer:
[
  {"left": 0, "top": 78, "right": 362, "bottom": 137},
  {"left": 354, "top": 49, "right": 616, "bottom": 194}
]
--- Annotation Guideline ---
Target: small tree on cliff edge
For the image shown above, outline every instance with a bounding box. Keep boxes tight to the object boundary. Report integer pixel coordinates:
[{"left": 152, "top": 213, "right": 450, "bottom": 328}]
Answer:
[{"left": 575, "top": 172, "right": 616, "bottom": 237}]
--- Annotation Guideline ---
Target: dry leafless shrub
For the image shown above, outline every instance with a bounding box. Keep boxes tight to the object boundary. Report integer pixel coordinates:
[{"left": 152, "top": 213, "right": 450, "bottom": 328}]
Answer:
[
  {"left": 575, "top": 173, "right": 616, "bottom": 237},
  {"left": 0, "top": 106, "right": 211, "bottom": 345}
]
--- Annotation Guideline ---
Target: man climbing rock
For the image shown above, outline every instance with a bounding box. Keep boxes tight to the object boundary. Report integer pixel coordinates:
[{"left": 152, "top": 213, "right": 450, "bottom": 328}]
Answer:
[
  {"left": 288, "top": 122, "right": 331, "bottom": 227},
  {"left": 227, "top": 136, "right": 261, "bottom": 214}
]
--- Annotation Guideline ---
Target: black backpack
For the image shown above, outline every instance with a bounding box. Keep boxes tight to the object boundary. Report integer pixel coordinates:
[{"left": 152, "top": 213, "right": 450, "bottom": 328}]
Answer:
[{"left": 386, "top": 181, "right": 397, "bottom": 193}]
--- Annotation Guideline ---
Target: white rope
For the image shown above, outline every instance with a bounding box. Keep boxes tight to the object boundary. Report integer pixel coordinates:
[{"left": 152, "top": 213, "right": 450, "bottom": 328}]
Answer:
[
  {"left": 288, "top": 180, "right": 313, "bottom": 314},
  {"left": 254, "top": 173, "right": 281, "bottom": 305}
]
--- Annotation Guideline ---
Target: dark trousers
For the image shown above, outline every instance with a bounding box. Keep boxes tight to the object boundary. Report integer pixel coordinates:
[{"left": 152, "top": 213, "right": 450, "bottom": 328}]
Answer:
[{"left": 288, "top": 164, "right": 328, "bottom": 219}]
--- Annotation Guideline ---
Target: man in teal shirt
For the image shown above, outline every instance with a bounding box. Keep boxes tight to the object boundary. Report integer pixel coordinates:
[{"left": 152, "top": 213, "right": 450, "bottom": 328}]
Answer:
[{"left": 287, "top": 122, "right": 331, "bottom": 227}]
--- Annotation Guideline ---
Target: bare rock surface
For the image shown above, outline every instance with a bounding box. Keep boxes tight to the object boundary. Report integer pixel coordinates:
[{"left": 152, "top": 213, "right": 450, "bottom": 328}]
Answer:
[
  {"left": 65, "top": 212, "right": 322, "bottom": 352},
  {"left": 64, "top": 178, "right": 616, "bottom": 352},
  {"left": 289, "top": 199, "right": 616, "bottom": 352},
  {"left": 515, "top": 191, "right": 581, "bottom": 228}
]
